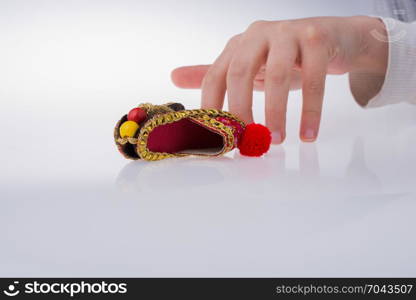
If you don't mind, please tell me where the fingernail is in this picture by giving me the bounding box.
[303,128,316,141]
[272,131,282,144]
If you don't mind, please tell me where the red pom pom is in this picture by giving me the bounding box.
[237,123,271,157]
[127,107,147,124]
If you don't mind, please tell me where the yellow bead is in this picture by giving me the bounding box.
[119,121,139,138]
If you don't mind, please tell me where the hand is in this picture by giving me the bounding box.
[171,16,387,143]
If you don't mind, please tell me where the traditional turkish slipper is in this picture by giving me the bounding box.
[114,102,271,161]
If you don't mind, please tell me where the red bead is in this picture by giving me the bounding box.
[127,107,147,124]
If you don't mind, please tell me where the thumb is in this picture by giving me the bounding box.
[171,65,211,89]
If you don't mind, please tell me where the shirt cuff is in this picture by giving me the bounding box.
[350,17,416,108]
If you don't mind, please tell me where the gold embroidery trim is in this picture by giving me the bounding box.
[118,108,244,161]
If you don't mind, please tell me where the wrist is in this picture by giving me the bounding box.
[347,16,388,107]
[351,16,388,76]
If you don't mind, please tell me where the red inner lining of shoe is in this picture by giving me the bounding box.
[147,118,224,154]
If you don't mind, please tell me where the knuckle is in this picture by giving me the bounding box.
[227,61,250,80]
[274,20,291,33]
[267,69,290,85]
[303,24,327,46]
[247,20,268,31]
[302,110,321,119]
[305,79,324,95]
[226,34,242,47]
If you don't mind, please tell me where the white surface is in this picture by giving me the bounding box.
[1,0,416,277]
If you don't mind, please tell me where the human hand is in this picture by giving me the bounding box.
[171,16,387,143]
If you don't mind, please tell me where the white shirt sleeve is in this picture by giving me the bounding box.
[349,18,416,108]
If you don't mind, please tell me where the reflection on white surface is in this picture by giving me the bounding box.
[1,127,415,277]
[115,140,380,197]
[0,0,415,277]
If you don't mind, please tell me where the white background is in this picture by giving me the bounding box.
[1,0,415,276]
